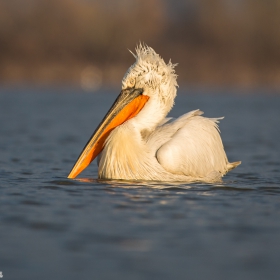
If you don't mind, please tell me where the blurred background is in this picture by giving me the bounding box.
[1,0,280,90]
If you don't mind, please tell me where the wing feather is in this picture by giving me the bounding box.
[146,110,203,150]
[154,110,229,177]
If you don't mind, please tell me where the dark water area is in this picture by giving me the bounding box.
[0,87,280,280]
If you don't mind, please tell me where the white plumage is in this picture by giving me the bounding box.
[68,44,240,182]
[98,45,240,181]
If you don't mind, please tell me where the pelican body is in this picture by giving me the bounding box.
[68,45,240,182]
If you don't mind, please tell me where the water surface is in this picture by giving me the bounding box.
[0,87,280,280]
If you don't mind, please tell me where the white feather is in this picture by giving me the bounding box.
[98,44,240,182]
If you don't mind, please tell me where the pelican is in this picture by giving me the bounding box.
[68,44,240,182]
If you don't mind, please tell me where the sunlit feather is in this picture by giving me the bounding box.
[96,44,240,182]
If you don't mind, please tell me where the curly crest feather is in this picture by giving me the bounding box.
[122,43,178,90]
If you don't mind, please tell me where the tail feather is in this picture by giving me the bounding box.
[227,161,241,171]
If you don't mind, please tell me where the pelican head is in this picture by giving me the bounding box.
[68,44,178,179]
[122,44,178,117]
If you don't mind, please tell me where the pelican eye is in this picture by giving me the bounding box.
[128,77,135,88]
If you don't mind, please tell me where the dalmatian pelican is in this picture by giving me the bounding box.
[68,44,240,182]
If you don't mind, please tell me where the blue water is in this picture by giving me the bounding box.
[0,87,280,280]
